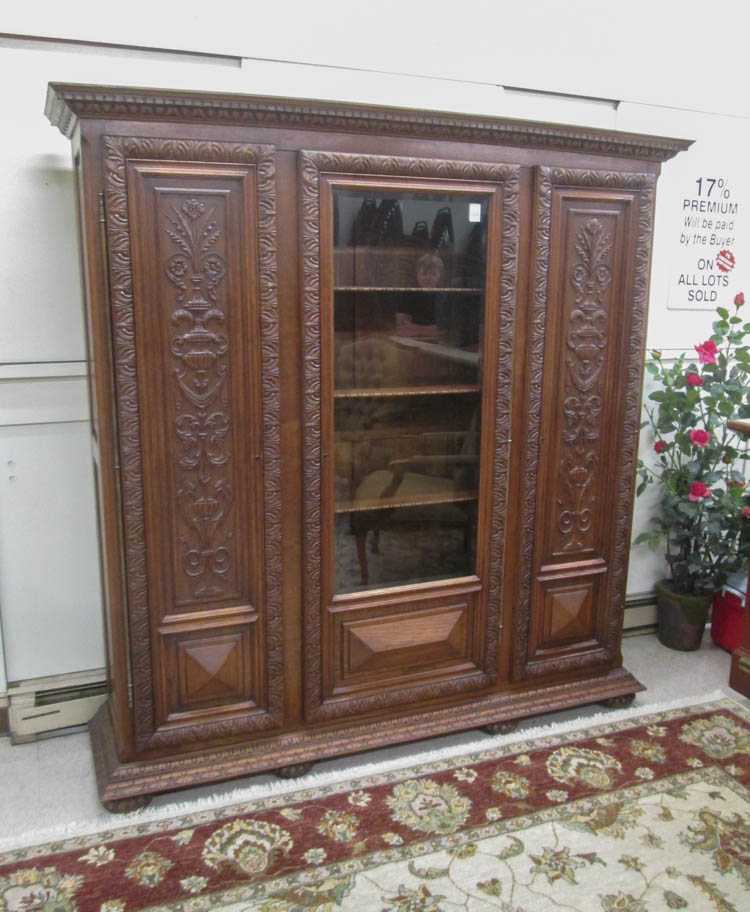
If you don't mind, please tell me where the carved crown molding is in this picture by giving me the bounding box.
[45,83,692,162]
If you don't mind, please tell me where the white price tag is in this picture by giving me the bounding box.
[468,203,481,223]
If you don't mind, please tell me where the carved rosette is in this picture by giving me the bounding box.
[513,168,657,681]
[300,150,519,719]
[103,137,283,749]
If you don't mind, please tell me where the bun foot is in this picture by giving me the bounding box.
[103,794,152,814]
[482,719,518,735]
[599,693,637,709]
[275,761,314,779]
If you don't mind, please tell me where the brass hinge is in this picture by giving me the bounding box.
[98,191,106,224]
[738,656,750,673]
[127,679,133,708]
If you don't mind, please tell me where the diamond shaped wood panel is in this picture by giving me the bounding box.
[165,625,257,718]
[545,584,593,643]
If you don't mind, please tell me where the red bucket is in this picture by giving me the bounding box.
[711,590,745,653]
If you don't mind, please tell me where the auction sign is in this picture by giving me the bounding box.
[669,174,745,310]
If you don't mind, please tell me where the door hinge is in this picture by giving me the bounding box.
[98,191,106,225]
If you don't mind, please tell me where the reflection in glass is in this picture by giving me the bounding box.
[331,187,489,593]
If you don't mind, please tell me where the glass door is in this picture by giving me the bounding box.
[301,152,518,720]
[332,186,487,592]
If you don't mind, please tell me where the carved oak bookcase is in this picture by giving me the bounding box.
[45,83,690,810]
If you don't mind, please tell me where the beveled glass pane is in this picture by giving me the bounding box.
[331,186,489,594]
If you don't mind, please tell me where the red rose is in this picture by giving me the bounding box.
[695,339,718,365]
[689,429,711,447]
[654,440,668,454]
[743,506,750,518]
[735,291,745,307]
[686,372,704,387]
[688,481,711,502]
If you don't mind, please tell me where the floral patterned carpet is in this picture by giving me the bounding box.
[1,698,749,911]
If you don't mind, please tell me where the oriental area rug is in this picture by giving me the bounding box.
[1,696,749,912]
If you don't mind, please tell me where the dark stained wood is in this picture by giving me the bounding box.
[516,169,657,681]
[100,137,285,752]
[482,719,519,735]
[102,794,152,814]
[599,693,637,708]
[300,151,518,723]
[45,83,692,162]
[89,666,644,805]
[275,762,315,779]
[46,83,686,809]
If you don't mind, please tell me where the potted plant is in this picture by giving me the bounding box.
[636,291,750,650]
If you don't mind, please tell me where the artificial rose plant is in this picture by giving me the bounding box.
[636,291,750,595]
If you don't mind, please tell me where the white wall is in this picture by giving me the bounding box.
[1,2,748,685]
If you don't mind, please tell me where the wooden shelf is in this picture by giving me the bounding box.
[335,490,477,514]
[335,286,483,294]
[334,384,481,400]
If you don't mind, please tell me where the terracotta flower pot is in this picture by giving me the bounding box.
[655,579,712,652]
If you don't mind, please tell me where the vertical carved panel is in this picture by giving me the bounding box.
[103,137,283,750]
[516,168,657,680]
[556,216,614,555]
[163,194,237,604]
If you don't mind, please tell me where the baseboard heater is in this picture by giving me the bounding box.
[6,670,107,743]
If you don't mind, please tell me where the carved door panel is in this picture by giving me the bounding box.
[515,167,656,680]
[103,138,283,751]
[300,151,519,721]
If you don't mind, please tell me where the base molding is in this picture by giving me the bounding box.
[91,666,643,805]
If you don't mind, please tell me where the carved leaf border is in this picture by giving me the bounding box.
[300,150,520,721]
[47,85,690,163]
[514,167,657,680]
[103,136,284,749]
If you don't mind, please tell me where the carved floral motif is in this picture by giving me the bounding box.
[163,195,234,600]
[557,217,613,553]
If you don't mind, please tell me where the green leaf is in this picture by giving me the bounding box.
[408,861,450,880]
[496,836,525,860]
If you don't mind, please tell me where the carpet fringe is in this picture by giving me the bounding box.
[0,688,742,854]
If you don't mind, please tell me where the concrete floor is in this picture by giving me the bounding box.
[0,632,747,843]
